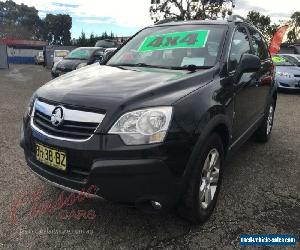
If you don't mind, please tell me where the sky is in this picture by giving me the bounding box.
[3,0,300,38]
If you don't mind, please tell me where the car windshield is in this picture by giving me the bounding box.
[107,25,226,69]
[65,48,94,60]
[272,55,295,66]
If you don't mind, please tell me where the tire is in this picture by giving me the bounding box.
[178,133,224,224]
[254,99,276,143]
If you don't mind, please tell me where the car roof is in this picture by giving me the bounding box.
[280,54,299,57]
[77,47,100,50]
[152,19,230,28]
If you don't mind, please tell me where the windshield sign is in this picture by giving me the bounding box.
[272,56,294,66]
[138,30,209,52]
[272,56,286,63]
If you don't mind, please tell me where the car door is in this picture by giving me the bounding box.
[228,25,263,140]
[247,26,274,115]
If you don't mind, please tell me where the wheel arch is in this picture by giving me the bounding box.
[182,114,232,185]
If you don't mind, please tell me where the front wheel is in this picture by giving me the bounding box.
[254,100,276,143]
[178,133,224,224]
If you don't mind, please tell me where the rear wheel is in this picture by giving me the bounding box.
[178,133,224,224]
[254,100,275,143]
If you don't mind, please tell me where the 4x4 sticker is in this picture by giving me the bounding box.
[138,30,209,52]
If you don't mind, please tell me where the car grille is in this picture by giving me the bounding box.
[31,99,105,141]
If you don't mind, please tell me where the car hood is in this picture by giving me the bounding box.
[56,59,88,70]
[275,66,300,75]
[37,63,215,113]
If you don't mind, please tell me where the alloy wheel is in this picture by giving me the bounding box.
[199,148,220,209]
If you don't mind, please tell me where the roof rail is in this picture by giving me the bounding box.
[227,15,246,23]
[154,18,179,25]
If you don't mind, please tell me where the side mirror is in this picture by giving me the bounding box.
[90,55,103,64]
[238,54,261,73]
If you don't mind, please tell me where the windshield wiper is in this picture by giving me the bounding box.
[108,63,213,71]
[170,65,213,71]
[109,63,169,69]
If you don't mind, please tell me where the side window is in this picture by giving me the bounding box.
[249,27,269,60]
[229,26,251,71]
[94,50,103,56]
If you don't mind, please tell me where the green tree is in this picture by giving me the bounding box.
[150,0,235,22]
[42,14,72,45]
[247,11,278,42]
[287,12,300,43]
[89,33,97,46]
[77,30,88,46]
[0,0,41,39]
[101,31,109,39]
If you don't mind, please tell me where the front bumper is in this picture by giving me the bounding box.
[276,78,300,90]
[21,118,191,210]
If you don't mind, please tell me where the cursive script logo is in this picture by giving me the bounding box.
[10,185,97,224]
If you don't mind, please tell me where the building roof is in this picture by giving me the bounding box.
[0,39,47,46]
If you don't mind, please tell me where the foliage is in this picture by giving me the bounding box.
[0,0,41,39]
[0,0,72,45]
[42,14,72,45]
[246,11,279,42]
[75,31,116,46]
[287,12,300,43]
[150,0,235,22]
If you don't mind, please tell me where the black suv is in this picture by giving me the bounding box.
[21,16,277,223]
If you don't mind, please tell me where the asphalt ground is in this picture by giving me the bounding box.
[0,64,299,250]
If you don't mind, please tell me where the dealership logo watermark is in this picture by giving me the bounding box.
[10,185,97,224]
[240,234,297,247]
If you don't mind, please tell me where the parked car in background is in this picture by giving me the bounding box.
[95,39,119,48]
[51,47,104,78]
[272,55,300,90]
[34,51,44,65]
[102,48,117,61]
[52,50,69,65]
[22,16,277,223]
[279,54,300,67]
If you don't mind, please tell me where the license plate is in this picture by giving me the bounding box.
[36,143,67,171]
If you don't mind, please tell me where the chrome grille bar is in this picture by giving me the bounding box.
[30,99,106,142]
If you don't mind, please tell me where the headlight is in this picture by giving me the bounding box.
[52,62,59,71]
[76,63,87,69]
[276,72,293,78]
[108,107,173,145]
[25,93,37,117]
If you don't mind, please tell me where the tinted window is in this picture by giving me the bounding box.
[95,40,118,48]
[249,27,269,60]
[229,26,251,71]
[282,55,298,65]
[94,50,104,56]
